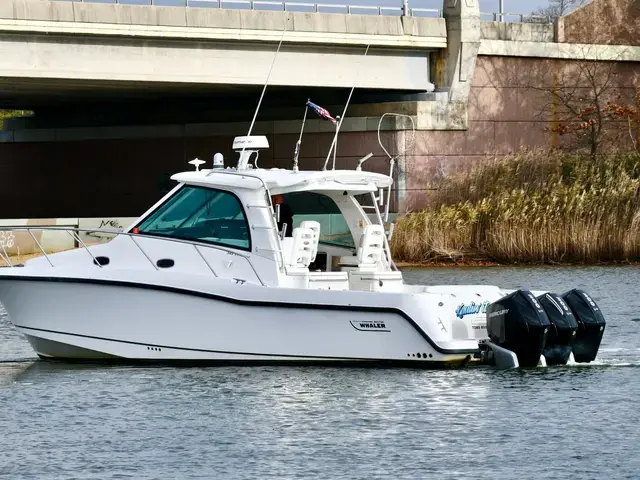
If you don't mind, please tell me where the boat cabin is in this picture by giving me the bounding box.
[125,136,404,292]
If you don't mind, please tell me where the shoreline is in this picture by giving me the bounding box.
[396,259,640,268]
[389,151,640,267]
[4,251,638,269]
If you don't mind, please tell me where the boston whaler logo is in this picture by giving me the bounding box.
[350,320,390,332]
[456,301,489,319]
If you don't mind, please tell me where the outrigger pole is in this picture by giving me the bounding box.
[322,40,374,171]
[236,19,288,170]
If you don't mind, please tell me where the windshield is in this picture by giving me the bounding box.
[134,185,250,250]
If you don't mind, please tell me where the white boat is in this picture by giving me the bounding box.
[0,136,606,368]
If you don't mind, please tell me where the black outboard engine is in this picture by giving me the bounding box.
[562,289,606,363]
[486,290,551,368]
[537,293,579,365]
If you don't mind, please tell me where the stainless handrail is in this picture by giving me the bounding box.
[369,191,398,272]
[0,226,266,286]
[128,234,160,272]
[66,230,102,268]
[0,242,11,267]
[28,230,54,267]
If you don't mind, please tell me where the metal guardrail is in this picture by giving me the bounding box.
[51,0,443,17]
[480,11,554,23]
[50,0,554,22]
[0,226,267,286]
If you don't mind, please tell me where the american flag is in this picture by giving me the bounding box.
[306,100,337,125]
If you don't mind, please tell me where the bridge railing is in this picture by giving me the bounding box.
[50,0,443,17]
[480,11,554,23]
[49,1,556,22]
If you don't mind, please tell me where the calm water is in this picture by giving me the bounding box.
[1,266,639,479]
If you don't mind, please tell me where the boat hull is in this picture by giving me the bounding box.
[0,276,479,366]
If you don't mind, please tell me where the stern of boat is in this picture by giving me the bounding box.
[402,284,508,360]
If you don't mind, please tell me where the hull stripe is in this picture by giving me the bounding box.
[18,324,390,361]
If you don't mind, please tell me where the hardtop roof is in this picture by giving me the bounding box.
[171,168,393,194]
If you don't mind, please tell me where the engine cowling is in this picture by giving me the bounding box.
[537,293,579,365]
[486,290,551,368]
[562,289,606,363]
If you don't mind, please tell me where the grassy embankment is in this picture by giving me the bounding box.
[391,150,640,266]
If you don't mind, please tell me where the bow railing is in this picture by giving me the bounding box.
[0,226,267,286]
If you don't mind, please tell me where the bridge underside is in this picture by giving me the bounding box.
[0,32,435,106]
[0,76,427,112]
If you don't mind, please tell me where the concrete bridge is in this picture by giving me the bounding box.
[1,0,493,132]
[0,0,447,102]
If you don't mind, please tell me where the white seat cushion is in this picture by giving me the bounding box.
[281,227,314,269]
[357,224,385,266]
[299,220,320,262]
[338,255,359,267]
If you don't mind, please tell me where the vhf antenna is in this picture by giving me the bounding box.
[237,18,288,170]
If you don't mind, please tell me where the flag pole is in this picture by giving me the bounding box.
[332,115,340,170]
[293,100,309,173]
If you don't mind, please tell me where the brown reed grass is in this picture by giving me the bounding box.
[391,150,640,264]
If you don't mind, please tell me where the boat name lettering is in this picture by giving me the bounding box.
[350,320,390,332]
[456,301,489,319]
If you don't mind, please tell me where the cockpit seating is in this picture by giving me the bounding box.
[339,224,404,292]
[281,220,348,290]
[281,226,315,271]
[300,221,320,263]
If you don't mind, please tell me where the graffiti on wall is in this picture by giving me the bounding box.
[86,219,124,239]
[0,231,15,249]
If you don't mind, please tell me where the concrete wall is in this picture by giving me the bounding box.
[480,21,555,43]
[1,0,639,218]
[0,130,400,219]
[402,55,640,210]
[1,54,638,215]
[559,0,639,46]
[0,217,137,256]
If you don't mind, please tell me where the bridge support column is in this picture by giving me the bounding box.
[428,0,481,129]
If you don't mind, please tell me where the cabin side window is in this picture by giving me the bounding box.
[135,185,250,251]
